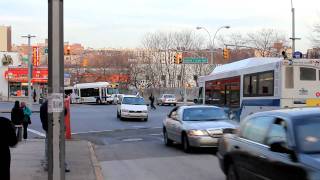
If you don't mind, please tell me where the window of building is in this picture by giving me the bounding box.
[300,67,316,81]
[243,71,274,97]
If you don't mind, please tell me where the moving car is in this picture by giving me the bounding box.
[106,94,123,104]
[162,105,237,152]
[157,94,177,106]
[217,108,320,180]
[117,95,148,121]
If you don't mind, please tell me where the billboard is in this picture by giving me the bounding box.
[32,46,40,66]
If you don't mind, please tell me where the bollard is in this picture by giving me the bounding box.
[64,96,72,139]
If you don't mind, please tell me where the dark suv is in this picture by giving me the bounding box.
[217,108,320,180]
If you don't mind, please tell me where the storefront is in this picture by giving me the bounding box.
[4,67,48,98]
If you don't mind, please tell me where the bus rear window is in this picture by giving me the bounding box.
[300,67,316,81]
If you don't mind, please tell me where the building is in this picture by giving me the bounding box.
[0,26,12,52]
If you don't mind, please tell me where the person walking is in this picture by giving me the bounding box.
[33,89,37,103]
[20,102,32,140]
[0,116,18,180]
[11,101,24,140]
[149,94,156,110]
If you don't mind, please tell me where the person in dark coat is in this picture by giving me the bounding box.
[20,102,32,140]
[11,101,24,138]
[0,116,18,180]
[149,94,156,110]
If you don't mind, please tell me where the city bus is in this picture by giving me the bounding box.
[73,82,118,104]
[198,57,320,121]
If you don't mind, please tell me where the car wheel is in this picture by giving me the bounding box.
[182,134,191,153]
[227,164,239,180]
[174,104,176,106]
[163,128,173,146]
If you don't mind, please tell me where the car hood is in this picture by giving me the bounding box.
[184,120,238,130]
[121,104,148,111]
[300,153,320,170]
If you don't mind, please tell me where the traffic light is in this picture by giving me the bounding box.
[66,46,71,55]
[223,48,230,60]
[174,53,183,64]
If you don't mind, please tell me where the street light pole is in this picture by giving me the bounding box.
[21,34,36,109]
[196,26,230,64]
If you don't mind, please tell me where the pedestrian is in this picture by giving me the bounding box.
[11,101,24,139]
[20,102,32,140]
[40,100,70,172]
[149,94,156,110]
[0,116,18,180]
[33,89,37,103]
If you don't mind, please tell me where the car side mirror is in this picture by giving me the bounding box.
[270,142,297,162]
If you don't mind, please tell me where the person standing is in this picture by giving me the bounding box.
[20,102,32,140]
[11,101,24,140]
[0,116,18,180]
[149,94,156,110]
[33,89,37,103]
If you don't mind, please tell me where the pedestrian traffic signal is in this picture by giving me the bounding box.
[66,46,71,55]
[174,53,183,64]
[223,48,230,60]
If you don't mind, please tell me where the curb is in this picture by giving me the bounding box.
[88,142,104,180]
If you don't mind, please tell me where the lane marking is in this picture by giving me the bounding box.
[28,129,46,137]
[71,127,163,135]
[150,133,162,136]
[121,138,143,142]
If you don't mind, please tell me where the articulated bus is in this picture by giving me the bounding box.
[198,57,320,121]
[73,82,118,104]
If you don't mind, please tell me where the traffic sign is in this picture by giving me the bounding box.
[182,57,208,64]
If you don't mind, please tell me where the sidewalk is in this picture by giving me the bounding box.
[11,139,100,180]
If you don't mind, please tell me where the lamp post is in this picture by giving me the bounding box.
[21,34,36,109]
[196,25,230,64]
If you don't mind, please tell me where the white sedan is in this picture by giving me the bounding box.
[117,95,148,121]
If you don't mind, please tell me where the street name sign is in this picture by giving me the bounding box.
[183,57,208,64]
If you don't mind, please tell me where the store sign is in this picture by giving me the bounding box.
[32,46,40,67]
[1,54,13,66]
[5,67,48,83]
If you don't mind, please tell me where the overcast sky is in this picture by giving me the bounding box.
[1,0,319,51]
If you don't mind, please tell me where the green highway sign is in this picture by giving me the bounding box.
[182,57,208,64]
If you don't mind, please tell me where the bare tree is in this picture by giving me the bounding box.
[247,29,287,57]
[311,22,320,47]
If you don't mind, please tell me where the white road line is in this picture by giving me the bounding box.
[28,129,46,137]
[72,130,113,135]
[150,133,162,136]
[121,138,143,142]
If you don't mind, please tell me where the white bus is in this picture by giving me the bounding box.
[198,57,320,121]
[73,82,119,104]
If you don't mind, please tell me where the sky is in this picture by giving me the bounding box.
[0,0,319,52]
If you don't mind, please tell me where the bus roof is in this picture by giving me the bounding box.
[199,57,282,82]
[74,82,110,89]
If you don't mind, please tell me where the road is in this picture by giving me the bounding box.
[0,101,226,180]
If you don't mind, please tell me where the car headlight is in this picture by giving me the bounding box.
[187,130,208,136]
[207,129,223,135]
[122,109,129,112]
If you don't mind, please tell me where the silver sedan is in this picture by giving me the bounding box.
[163,105,238,153]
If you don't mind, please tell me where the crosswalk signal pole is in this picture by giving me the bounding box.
[48,0,65,180]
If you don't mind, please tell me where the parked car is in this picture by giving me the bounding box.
[117,95,148,121]
[162,105,238,153]
[217,108,320,180]
[157,94,177,106]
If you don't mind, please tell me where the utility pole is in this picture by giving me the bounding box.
[21,34,36,109]
[48,0,65,180]
[290,0,300,55]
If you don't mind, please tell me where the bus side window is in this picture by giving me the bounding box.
[285,67,294,89]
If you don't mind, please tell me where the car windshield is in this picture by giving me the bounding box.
[122,97,145,105]
[294,117,320,154]
[164,95,175,98]
[183,107,228,121]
